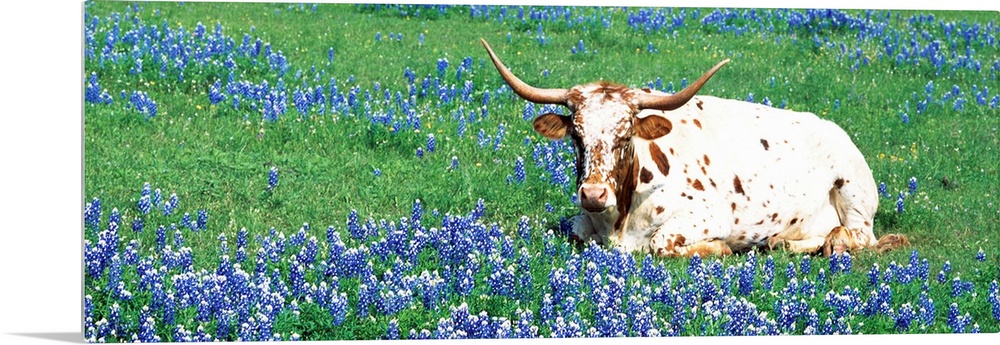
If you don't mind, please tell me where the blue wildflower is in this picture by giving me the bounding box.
[867,263,880,286]
[896,192,905,213]
[436,58,448,77]
[426,134,436,153]
[878,182,889,198]
[917,290,935,328]
[896,303,915,331]
[267,166,279,191]
[209,80,225,104]
[762,255,775,291]
[386,319,400,340]
[137,195,151,215]
[517,216,531,241]
[196,210,208,231]
[131,218,144,233]
[800,255,811,276]
[181,213,193,230]
[514,157,526,183]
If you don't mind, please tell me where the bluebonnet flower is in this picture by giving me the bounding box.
[867,263,880,286]
[155,225,166,250]
[522,102,536,121]
[181,212,193,230]
[834,252,852,273]
[514,157,526,183]
[800,255,811,276]
[347,209,364,241]
[436,58,448,77]
[916,290,936,329]
[737,253,757,296]
[209,80,225,104]
[416,147,424,158]
[128,91,158,119]
[196,209,208,230]
[896,192,905,213]
[757,255,775,291]
[951,277,974,298]
[493,123,507,150]
[163,193,179,216]
[450,156,459,170]
[131,217,144,233]
[908,177,918,195]
[427,134,436,153]
[84,198,101,229]
[455,266,475,296]
[937,260,952,283]
[477,128,489,148]
[386,319,400,340]
[329,291,349,325]
[106,254,122,295]
[137,195,151,215]
[516,216,531,241]
[895,303,915,330]
[986,280,1000,322]
[137,307,160,342]
[947,303,968,333]
[976,248,986,262]
[108,207,121,226]
[268,166,278,190]
[374,168,382,176]
[488,262,517,298]
[863,283,894,317]
[542,230,556,257]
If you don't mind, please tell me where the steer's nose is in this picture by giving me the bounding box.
[579,183,614,212]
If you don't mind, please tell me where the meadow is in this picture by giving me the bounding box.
[82,1,999,341]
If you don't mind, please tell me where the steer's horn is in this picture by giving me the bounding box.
[637,59,730,111]
[480,38,569,105]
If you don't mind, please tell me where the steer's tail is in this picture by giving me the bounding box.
[875,233,910,253]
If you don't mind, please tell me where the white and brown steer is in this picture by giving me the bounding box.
[481,39,907,257]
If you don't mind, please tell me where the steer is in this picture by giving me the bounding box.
[481,39,907,257]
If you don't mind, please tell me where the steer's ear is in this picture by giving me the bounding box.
[634,115,673,140]
[533,113,573,140]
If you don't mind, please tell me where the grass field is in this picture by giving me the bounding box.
[83,1,998,341]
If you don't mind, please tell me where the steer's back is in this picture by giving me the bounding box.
[634,94,877,251]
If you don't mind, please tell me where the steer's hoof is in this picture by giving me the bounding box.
[876,233,910,253]
[767,236,788,251]
[822,226,856,257]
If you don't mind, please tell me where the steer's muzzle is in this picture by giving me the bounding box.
[579,183,616,212]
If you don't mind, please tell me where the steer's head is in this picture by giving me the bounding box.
[481,39,728,216]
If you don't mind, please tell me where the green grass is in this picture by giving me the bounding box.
[83,2,998,340]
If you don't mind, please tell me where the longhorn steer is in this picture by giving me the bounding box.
[481,39,907,257]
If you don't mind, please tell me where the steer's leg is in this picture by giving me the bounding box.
[825,172,915,255]
[568,214,601,245]
[649,226,733,258]
[829,178,879,248]
[768,236,826,254]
